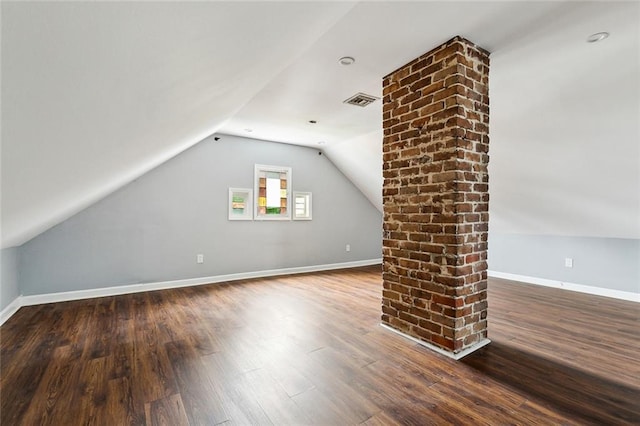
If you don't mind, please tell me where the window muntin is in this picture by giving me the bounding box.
[255,165,291,220]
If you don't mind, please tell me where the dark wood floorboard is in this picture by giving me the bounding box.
[1,266,638,425]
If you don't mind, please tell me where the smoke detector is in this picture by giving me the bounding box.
[343,92,379,107]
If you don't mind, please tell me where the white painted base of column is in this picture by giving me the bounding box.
[380,323,491,360]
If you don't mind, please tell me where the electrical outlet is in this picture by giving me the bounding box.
[197,254,204,264]
[346,244,351,252]
[564,257,573,268]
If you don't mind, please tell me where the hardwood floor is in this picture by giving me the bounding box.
[1,266,638,425]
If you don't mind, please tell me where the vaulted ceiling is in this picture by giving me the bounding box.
[2,1,638,249]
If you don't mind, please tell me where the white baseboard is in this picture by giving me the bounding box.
[5,262,632,327]
[0,259,382,326]
[0,296,23,326]
[488,270,640,303]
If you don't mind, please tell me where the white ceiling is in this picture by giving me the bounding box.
[2,1,639,249]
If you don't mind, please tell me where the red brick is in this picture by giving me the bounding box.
[382,36,489,355]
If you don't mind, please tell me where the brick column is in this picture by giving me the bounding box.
[381,36,490,358]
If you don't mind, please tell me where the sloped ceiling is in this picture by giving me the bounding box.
[2,1,639,249]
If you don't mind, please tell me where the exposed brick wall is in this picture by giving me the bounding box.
[381,36,490,354]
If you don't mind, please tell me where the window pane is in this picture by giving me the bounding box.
[293,192,311,220]
[295,196,306,216]
[255,164,291,220]
[266,178,281,208]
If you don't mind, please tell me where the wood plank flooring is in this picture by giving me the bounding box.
[1,266,638,425]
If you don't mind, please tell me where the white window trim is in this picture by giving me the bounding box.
[254,164,292,221]
[293,191,312,221]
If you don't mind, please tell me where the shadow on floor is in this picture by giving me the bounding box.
[462,341,640,425]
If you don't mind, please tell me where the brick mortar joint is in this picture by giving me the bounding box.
[382,36,490,354]
[383,36,490,80]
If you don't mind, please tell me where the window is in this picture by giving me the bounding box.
[254,164,291,220]
[293,192,312,220]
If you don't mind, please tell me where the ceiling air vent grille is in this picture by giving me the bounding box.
[343,92,379,107]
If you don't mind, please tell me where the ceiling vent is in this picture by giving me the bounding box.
[343,92,379,107]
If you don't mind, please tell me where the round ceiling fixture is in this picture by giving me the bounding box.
[587,32,609,43]
[317,141,326,145]
[338,56,355,66]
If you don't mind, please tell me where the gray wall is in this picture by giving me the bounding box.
[19,135,383,296]
[1,247,20,310]
[13,133,638,298]
[488,234,640,294]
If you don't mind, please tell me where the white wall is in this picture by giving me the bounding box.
[0,1,356,249]
[18,135,382,296]
[483,4,640,295]
[323,130,383,213]
[0,248,19,311]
